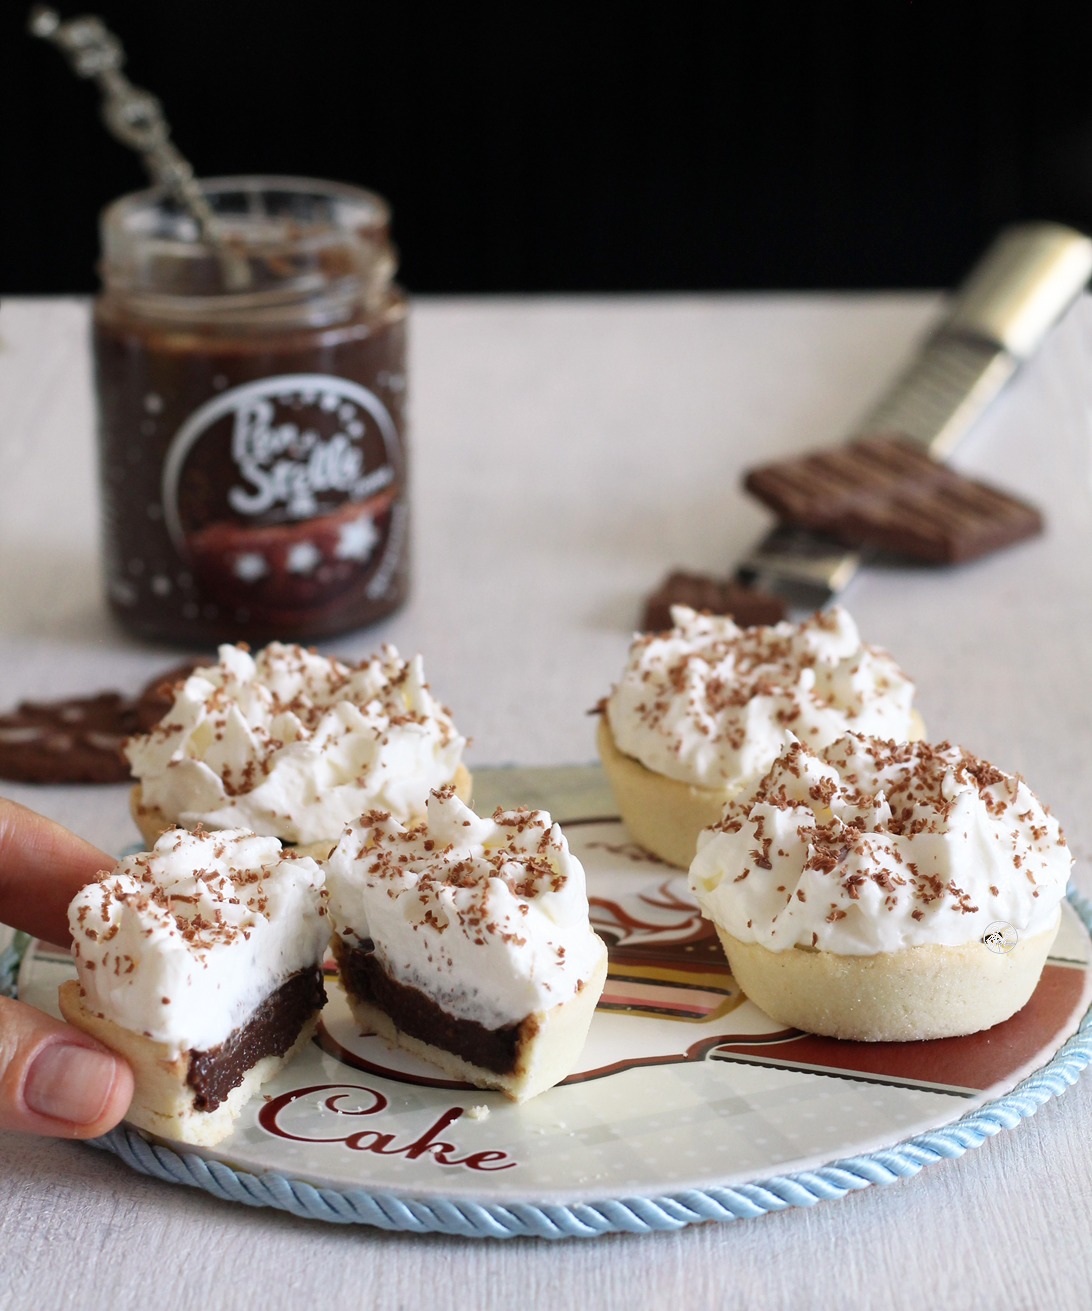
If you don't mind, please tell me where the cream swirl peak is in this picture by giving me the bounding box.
[606,606,915,790]
[125,642,466,845]
[689,733,1071,954]
[325,788,606,1030]
[67,828,328,1057]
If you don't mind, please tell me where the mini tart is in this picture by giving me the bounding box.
[599,712,928,869]
[690,734,1070,1041]
[326,789,608,1101]
[714,913,1060,1042]
[126,642,468,854]
[64,827,329,1145]
[59,969,325,1146]
[129,762,474,855]
[332,935,608,1103]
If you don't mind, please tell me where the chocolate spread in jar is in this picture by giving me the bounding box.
[93,177,409,645]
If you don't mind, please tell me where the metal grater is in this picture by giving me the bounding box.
[737,222,1092,607]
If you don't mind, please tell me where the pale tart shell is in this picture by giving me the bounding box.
[713,909,1060,1042]
[58,979,321,1147]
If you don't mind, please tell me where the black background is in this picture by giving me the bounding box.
[6,0,1092,295]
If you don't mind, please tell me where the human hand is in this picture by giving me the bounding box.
[0,799,133,1137]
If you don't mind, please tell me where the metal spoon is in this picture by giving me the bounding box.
[29,6,250,289]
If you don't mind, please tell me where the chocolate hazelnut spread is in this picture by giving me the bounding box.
[339,939,530,1075]
[187,964,326,1111]
[94,178,409,645]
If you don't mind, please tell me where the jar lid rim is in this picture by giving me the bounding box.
[102,175,391,232]
[98,175,396,322]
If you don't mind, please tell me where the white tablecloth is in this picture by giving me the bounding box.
[3,293,1091,1309]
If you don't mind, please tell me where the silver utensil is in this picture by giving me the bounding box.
[29,6,250,289]
[736,222,1092,608]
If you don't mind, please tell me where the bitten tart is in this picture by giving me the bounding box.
[126,641,470,859]
[60,828,329,1145]
[598,606,922,869]
[688,733,1071,1041]
[325,786,608,1102]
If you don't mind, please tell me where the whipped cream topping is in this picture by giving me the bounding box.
[68,828,328,1057]
[689,733,1071,954]
[325,787,605,1030]
[125,642,465,845]
[606,606,915,791]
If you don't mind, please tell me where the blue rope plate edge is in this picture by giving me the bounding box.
[69,884,1092,1238]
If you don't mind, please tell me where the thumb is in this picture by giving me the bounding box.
[0,996,133,1138]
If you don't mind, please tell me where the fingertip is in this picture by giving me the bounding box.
[22,1038,134,1139]
[0,996,136,1139]
[90,1047,135,1139]
[67,1046,135,1140]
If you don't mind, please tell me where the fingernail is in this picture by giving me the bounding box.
[24,1043,119,1124]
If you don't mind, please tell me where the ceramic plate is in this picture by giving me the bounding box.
[7,766,1091,1231]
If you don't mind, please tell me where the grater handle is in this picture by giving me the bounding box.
[941,222,1092,359]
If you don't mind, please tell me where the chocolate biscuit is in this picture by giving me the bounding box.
[642,571,786,631]
[744,436,1042,564]
[0,657,217,784]
[0,692,141,784]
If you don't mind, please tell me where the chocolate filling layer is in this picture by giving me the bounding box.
[339,940,529,1075]
[187,965,326,1111]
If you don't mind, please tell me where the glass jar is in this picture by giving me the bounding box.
[93,176,409,645]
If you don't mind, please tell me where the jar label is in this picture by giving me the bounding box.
[160,374,404,620]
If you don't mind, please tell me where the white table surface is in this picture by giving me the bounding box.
[2,292,1091,1309]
